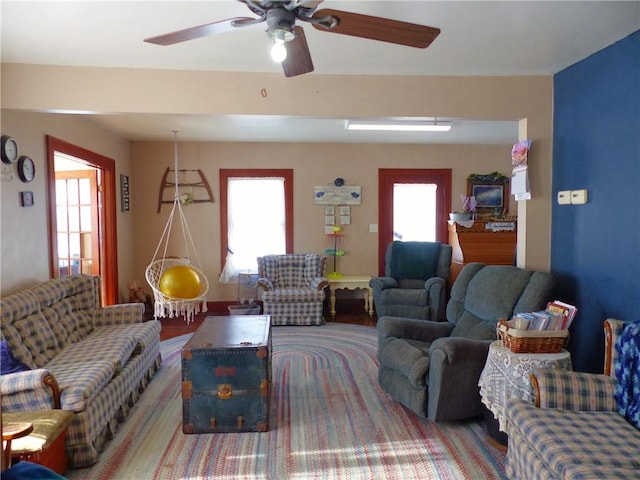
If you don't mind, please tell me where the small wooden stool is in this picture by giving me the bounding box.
[2,410,73,474]
[2,422,33,469]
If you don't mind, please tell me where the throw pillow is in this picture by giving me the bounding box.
[0,340,30,374]
[614,320,640,428]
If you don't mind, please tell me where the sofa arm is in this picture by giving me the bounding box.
[310,277,329,290]
[369,277,400,318]
[377,316,454,344]
[257,278,274,291]
[427,337,493,421]
[369,277,398,291]
[0,369,62,411]
[93,303,144,326]
[424,277,446,320]
[430,337,492,365]
[604,318,626,376]
[531,369,617,411]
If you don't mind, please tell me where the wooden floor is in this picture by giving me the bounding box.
[159,310,377,341]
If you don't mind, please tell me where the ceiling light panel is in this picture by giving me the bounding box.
[345,121,452,132]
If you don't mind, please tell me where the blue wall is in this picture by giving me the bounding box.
[552,30,640,373]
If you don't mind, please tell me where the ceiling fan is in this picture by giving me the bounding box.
[144,0,440,78]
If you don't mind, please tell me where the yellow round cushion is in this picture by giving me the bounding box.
[159,265,202,299]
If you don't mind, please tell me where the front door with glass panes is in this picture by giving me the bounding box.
[55,168,100,277]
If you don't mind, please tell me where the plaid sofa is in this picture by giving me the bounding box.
[257,254,328,325]
[505,319,640,479]
[0,275,162,468]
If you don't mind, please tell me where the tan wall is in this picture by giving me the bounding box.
[0,110,134,299]
[131,141,511,301]
[1,64,553,302]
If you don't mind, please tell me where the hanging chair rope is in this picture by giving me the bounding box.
[145,131,208,324]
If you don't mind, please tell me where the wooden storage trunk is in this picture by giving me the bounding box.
[181,315,272,434]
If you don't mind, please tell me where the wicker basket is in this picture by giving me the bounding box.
[228,304,261,315]
[497,319,569,353]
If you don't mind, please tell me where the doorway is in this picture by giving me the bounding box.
[54,166,100,278]
[46,136,119,305]
[377,168,451,274]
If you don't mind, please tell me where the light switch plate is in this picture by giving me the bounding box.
[571,189,588,204]
[557,191,571,205]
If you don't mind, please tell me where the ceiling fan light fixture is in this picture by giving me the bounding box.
[270,33,288,63]
[345,120,453,132]
[265,8,297,63]
[145,3,441,78]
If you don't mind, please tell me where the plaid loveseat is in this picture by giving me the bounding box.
[505,319,640,479]
[257,254,328,325]
[0,275,162,468]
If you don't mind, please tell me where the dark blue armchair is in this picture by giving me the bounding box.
[370,241,452,321]
[377,262,556,421]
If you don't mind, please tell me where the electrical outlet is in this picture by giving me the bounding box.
[571,189,588,204]
[557,191,571,205]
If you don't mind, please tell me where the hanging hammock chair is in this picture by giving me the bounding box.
[145,131,209,324]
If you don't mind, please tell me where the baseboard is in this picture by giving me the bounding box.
[204,299,372,316]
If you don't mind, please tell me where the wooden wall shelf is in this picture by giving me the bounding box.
[157,168,214,213]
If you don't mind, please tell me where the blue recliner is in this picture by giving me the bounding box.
[377,262,556,421]
[369,241,452,321]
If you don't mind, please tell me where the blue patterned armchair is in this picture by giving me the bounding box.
[370,241,452,321]
[505,319,640,479]
[257,254,328,326]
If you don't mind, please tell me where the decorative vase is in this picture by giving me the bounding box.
[449,212,472,222]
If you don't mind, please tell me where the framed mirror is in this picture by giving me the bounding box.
[467,173,510,216]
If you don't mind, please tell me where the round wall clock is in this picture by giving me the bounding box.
[17,155,35,183]
[1,135,19,164]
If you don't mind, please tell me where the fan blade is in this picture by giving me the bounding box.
[144,17,256,45]
[311,9,440,48]
[282,26,314,77]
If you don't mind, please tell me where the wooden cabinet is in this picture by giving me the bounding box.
[448,221,517,286]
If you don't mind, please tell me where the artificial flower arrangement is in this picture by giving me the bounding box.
[459,194,477,215]
[449,195,477,222]
[179,191,194,206]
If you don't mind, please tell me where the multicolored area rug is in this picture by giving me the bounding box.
[67,323,506,479]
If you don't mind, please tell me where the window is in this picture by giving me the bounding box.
[55,172,99,277]
[393,183,438,241]
[219,169,293,282]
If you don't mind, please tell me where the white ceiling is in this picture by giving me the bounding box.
[2,1,639,144]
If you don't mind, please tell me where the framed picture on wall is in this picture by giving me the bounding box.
[467,173,510,215]
[472,185,504,208]
[20,191,34,207]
